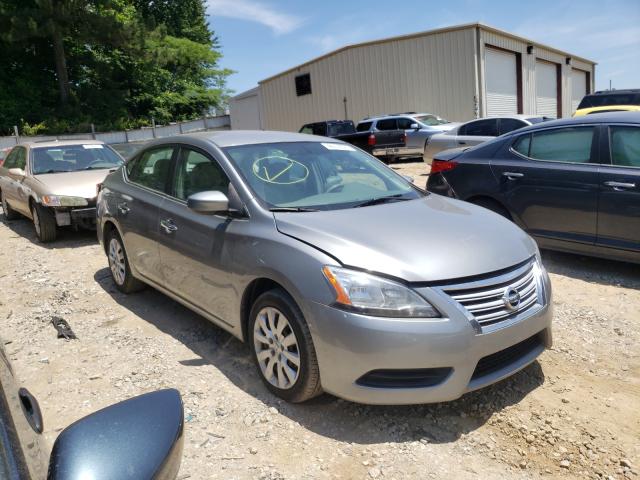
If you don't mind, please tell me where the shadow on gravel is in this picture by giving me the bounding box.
[541,249,640,290]
[0,214,97,249]
[94,267,545,445]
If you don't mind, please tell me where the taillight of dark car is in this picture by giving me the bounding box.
[430,159,458,175]
[367,134,376,146]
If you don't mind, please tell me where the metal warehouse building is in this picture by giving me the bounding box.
[230,22,596,132]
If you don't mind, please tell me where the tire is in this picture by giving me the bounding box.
[105,229,145,293]
[470,197,511,220]
[1,191,19,220]
[249,288,322,403]
[31,203,57,242]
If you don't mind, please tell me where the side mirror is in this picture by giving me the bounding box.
[187,190,229,214]
[8,168,25,177]
[402,175,415,184]
[410,123,420,130]
[48,389,184,480]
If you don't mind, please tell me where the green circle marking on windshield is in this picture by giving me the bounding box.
[252,156,309,184]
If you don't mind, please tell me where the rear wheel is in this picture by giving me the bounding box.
[106,229,145,293]
[470,197,511,220]
[31,203,57,242]
[249,289,322,403]
[1,191,19,220]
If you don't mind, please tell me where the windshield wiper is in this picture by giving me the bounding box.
[353,194,409,208]
[269,207,319,212]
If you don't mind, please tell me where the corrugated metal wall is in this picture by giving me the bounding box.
[260,28,478,131]
[479,29,595,118]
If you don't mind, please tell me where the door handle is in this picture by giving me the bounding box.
[503,172,524,180]
[457,141,467,145]
[160,218,178,234]
[604,181,636,190]
[117,202,130,215]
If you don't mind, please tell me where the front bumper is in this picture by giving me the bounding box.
[307,267,552,405]
[54,207,97,229]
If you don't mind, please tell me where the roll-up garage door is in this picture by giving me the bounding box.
[535,61,558,118]
[572,70,587,113]
[485,48,518,116]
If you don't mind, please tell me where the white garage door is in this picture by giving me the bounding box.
[572,70,587,113]
[230,94,262,130]
[536,61,558,118]
[485,48,519,116]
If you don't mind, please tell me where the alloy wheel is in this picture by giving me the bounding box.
[253,307,301,389]
[108,237,126,286]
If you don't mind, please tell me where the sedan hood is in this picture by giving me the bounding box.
[274,195,536,282]
[33,169,114,199]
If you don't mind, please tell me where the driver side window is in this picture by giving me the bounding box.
[172,148,229,201]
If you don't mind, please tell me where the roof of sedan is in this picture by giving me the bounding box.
[167,130,328,148]
[19,139,104,148]
[503,111,640,136]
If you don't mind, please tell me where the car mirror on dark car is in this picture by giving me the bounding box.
[47,389,184,480]
[187,190,230,214]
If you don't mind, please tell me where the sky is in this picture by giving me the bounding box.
[206,0,640,96]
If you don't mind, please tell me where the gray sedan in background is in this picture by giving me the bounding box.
[424,115,551,163]
[97,130,552,405]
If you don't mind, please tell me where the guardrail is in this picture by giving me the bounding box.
[0,115,230,149]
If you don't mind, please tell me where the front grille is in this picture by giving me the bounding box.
[471,332,543,380]
[356,367,452,389]
[444,260,541,328]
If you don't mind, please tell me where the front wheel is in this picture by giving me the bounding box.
[31,203,57,242]
[249,289,322,403]
[1,191,19,220]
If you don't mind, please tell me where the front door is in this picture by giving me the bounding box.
[0,147,29,215]
[491,125,600,245]
[156,146,238,327]
[597,124,640,254]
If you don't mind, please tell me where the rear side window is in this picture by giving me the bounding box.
[526,127,595,163]
[299,125,313,134]
[512,135,531,156]
[376,119,398,131]
[327,122,355,136]
[2,148,19,169]
[127,146,174,192]
[499,118,527,135]
[356,121,372,132]
[460,119,498,136]
[610,126,640,168]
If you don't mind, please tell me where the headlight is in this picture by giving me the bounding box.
[41,195,88,207]
[322,266,440,318]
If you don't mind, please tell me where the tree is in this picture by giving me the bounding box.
[0,0,232,134]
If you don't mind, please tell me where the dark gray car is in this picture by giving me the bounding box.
[427,111,640,264]
[97,131,553,405]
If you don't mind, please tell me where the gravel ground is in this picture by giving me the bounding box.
[1,165,638,479]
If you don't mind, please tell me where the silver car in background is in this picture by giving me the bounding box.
[357,113,458,160]
[424,115,551,163]
[0,140,124,242]
[97,130,552,405]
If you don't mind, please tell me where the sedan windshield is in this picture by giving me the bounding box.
[223,142,423,211]
[32,145,124,175]
[415,115,449,126]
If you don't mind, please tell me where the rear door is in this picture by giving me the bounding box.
[596,124,640,254]
[156,145,238,327]
[490,125,600,245]
[118,145,176,284]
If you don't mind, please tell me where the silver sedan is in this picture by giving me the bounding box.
[97,131,552,404]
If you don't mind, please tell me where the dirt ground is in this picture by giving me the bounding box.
[1,161,638,480]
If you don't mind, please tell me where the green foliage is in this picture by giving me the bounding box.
[0,0,232,134]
